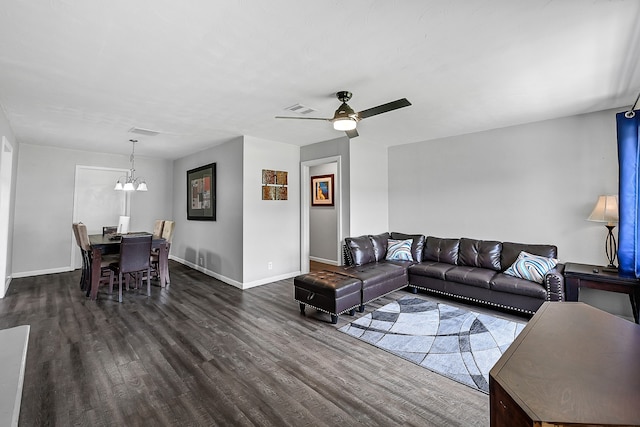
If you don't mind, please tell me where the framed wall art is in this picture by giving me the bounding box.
[311,174,334,206]
[187,163,216,220]
[262,169,288,200]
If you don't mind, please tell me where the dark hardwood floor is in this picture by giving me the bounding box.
[0,261,494,426]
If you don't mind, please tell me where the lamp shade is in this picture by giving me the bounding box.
[587,195,619,225]
[333,118,357,131]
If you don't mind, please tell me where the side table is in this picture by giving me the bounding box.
[564,262,640,324]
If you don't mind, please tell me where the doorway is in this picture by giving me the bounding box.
[300,156,342,274]
[0,137,14,297]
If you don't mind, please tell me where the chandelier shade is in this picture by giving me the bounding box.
[115,139,148,192]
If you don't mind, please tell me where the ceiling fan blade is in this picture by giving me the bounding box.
[345,128,359,139]
[275,116,331,121]
[357,98,411,120]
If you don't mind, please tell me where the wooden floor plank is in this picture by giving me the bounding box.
[0,261,508,426]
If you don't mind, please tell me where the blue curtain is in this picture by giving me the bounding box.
[616,110,640,278]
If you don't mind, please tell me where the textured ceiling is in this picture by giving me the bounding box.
[0,0,639,159]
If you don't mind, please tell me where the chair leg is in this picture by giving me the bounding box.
[118,271,123,303]
[108,270,114,295]
[146,267,151,297]
[79,251,87,290]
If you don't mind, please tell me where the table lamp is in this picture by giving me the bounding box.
[587,195,619,271]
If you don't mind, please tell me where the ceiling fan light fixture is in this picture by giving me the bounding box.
[275,91,411,139]
[333,117,357,131]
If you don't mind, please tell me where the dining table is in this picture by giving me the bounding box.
[88,233,169,300]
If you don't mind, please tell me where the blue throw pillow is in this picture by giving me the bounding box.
[385,239,414,261]
[503,251,558,284]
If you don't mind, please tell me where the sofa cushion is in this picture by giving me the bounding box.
[444,266,497,289]
[424,237,460,265]
[340,262,405,287]
[501,242,558,272]
[391,232,425,263]
[490,273,548,299]
[345,235,376,266]
[409,261,455,280]
[503,251,558,284]
[385,238,414,261]
[368,232,390,262]
[458,238,502,271]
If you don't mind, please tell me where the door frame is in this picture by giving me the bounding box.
[0,136,14,298]
[300,155,342,274]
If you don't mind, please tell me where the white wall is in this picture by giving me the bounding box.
[349,138,389,237]
[309,162,338,264]
[242,136,300,287]
[389,108,630,317]
[12,144,172,277]
[171,138,244,285]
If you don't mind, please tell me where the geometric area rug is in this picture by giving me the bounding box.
[338,296,526,394]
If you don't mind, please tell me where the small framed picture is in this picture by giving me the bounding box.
[187,163,216,220]
[311,174,334,206]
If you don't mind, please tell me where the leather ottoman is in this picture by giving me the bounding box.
[294,271,362,324]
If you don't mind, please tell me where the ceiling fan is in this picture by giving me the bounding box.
[276,91,411,138]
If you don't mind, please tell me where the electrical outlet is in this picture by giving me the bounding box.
[268,262,273,270]
[199,257,204,266]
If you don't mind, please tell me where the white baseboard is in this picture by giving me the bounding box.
[12,257,297,291]
[169,255,299,290]
[12,266,73,279]
[241,271,301,289]
[309,256,339,266]
[170,256,244,289]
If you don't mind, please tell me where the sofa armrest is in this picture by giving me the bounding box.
[343,244,354,266]
[545,263,565,301]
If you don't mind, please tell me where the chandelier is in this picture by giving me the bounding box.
[114,139,148,191]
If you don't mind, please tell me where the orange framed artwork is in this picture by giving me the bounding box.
[311,174,334,206]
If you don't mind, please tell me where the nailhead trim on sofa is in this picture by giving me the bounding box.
[408,285,537,315]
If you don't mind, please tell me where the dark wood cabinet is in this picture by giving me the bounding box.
[490,302,640,427]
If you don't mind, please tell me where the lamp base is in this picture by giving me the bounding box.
[604,225,618,274]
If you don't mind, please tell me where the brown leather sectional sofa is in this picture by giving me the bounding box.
[342,232,565,315]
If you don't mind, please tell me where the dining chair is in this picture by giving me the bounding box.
[76,222,116,296]
[161,220,175,246]
[152,219,164,238]
[151,220,174,284]
[72,223,88,291]
[109,234,152,303]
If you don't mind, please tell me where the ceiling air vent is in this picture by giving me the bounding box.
[283,104,317,115]
[128,127,160,137]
